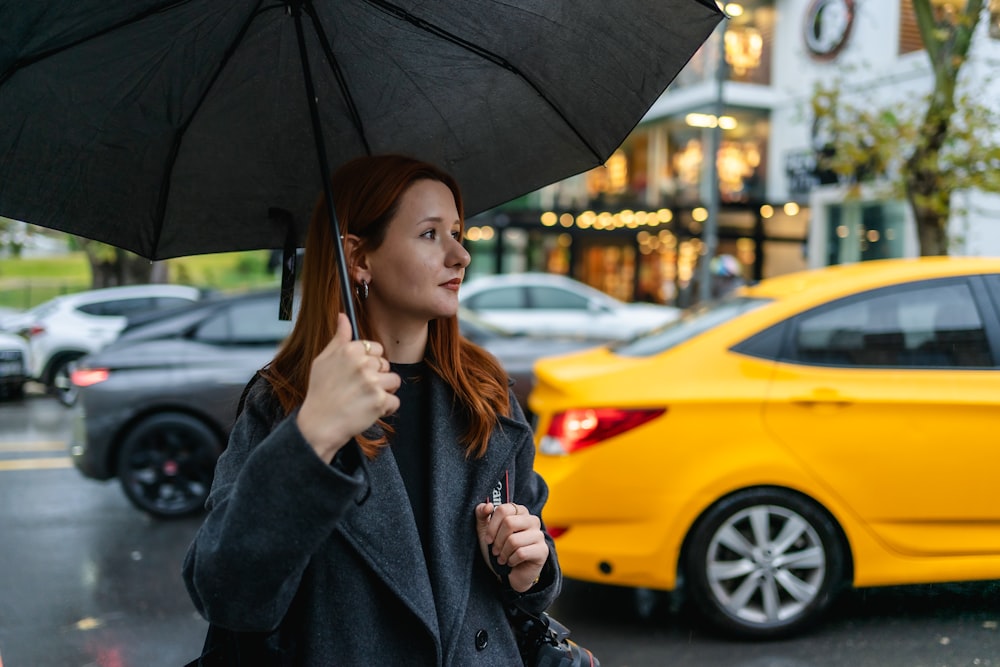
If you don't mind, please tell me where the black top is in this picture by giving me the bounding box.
[387,361,431,550]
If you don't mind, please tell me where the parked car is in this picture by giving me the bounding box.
[0,305,38,334]
[528,257,1000,640]
[458,307,608,416]
[0,306,26,330]
[69,293,601,518]
[0,331,29,400]
[69,290,292,517]
[459,272,680,340]
[15,283,206,405]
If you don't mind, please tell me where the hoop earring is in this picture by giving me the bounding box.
[356,279,369,301]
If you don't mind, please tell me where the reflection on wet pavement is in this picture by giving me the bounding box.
[0,395,206,666]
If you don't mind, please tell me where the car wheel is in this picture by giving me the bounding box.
[0,382,24,401]
[117,413,220,518]
[48,352,85,407]
[683,487,848,640]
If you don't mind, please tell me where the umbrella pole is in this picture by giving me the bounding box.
[289,0,360,339]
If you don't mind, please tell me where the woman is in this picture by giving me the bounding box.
[183,154,561,665]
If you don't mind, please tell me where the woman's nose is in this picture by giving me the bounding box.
[450,236,471,267]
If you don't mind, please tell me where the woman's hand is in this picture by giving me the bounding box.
[296,313,400,462]
[475,502,548,593]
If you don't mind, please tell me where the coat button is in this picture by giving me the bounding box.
[475,629,489,651]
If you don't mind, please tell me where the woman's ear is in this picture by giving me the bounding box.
[344,234,371,285]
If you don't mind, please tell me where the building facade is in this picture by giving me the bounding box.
[466,0,1000,305]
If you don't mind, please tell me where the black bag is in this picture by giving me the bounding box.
[506,602,600,667]
[490,551,599,667]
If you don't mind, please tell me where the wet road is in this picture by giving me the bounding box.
[1,393,998,666]
[0,393,206,666]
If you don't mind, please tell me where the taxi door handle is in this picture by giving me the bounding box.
[790,399,853,408]
[790,388,853,408]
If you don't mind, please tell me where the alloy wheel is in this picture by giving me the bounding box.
[118,413,218,518]
[684,488,847,639]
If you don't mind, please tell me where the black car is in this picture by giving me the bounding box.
[70,291,292,517]
[0,331,29,400]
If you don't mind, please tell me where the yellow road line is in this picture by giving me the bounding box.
[0,441,67,452]
[0,457,73,471]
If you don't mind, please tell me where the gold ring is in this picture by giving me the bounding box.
[362,340,371,354]
[512,503,521,515]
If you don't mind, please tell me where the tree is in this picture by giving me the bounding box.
[77,238,167,288]
[0,217,24,257]
[811,0,1000,255]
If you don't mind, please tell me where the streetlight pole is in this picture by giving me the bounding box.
[697,12,729,304]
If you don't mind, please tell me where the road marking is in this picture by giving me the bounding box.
[0,441,67,452]
[0,457,73,471]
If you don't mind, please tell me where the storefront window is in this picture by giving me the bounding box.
[898,0,923,54]
[826,201,906,264]
[657,110,769,207]
[725,3,774,85]
[669,1,774,89]
[577,241,636,302]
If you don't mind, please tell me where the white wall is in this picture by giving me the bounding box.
[768,0,1000,258]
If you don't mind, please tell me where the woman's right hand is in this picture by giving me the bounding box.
[296,313,401,462]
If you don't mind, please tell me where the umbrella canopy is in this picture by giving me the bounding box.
[0,0,723,260]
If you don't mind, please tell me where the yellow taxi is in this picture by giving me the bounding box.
[529,257,1000,639]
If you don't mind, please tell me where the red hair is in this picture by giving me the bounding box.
[260,155,510,459]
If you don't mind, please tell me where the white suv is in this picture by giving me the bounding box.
[460,273,681,340]
[17,284,204,405]
[0,331,29,400]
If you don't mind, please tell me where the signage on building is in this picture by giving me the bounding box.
[803,0,855,60]
[785,149,820,198]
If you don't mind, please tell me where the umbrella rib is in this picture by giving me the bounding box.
[0,0,195,86]
[151,0,284,257]
[361,0,604,163]
[299,1,372,155]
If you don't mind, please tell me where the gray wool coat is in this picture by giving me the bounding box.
[183,372,561,666]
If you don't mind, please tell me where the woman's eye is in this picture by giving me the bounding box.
[420,229,436,239]
[451,231,462,241]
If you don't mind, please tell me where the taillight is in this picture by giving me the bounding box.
[71,368,109,387]
[26,324,45,338]
[540,407,665,455]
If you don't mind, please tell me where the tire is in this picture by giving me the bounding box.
[47,352,85,407]
[0,381,24,401]
[682,487,848,640]
[117,412,220,518]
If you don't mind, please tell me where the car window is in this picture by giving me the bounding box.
[30,301,60,320]
[155,296,195,310]
[195,300,293,344]
[528,286,590,310]
[467,287,525,310]
[613,297,770,357]
[790,280,993,368]
[77,297,157,317]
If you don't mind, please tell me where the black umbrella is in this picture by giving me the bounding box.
[0,0,724,332]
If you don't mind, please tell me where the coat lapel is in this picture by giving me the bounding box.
[424,374,531,657]
[336,443,440,641]
[333,372,532,662]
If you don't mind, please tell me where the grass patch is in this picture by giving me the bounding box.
[169,250,278,292]
[0,250,278,311]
